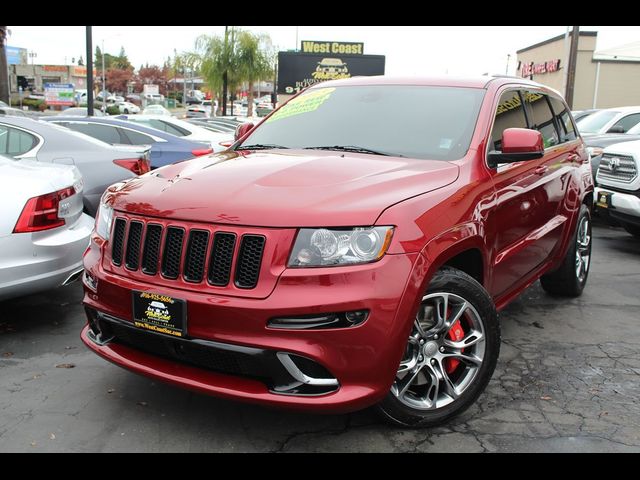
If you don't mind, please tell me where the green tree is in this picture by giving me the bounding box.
[235,31,274,116]
[0,26,10,104]
[183,28,274,116]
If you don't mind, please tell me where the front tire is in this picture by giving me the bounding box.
[377,267,500,428]
[622,223,640,238]
[540,204,592,297]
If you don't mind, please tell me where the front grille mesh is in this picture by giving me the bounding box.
[161,227,185,279]
[111,218,127,266]
[184,230,209,283]
[598,154,638,183]
[235,235,265,289]
[141,224,163,275]
[125,221,143,270]
[208,233,236,286]
[110,219,265,290]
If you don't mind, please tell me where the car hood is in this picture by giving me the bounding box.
[108,150,460,227]
[585,134,640,147]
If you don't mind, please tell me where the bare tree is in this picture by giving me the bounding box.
[0,26,10,104]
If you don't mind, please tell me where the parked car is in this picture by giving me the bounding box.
[256,101,275,117]
[0,106,28,117]
[44,116,215,168]
[114,101,140,114]
[143,93,165,104]
[125,94,142,107]
[0,117,150,215]
[116,114,232,151]
[81,76,593,428]
[572,109,600,123]
[185,103,210,119]
[595,139,640,237]
[187,117,242,133]
[577,106,640,137]
[0,155,93,301]
[584,124,640,184]
[142,104,172,116]
[61,107,106,117]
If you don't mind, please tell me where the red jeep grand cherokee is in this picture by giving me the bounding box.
[82,76,593,427]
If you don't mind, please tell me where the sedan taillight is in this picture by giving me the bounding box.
[192,148,214,156]
[13,186,75,233]
[113,157,151,175]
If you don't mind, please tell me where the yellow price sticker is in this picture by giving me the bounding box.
[266,88,335,123]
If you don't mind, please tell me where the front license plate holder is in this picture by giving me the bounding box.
[132,291,186,338]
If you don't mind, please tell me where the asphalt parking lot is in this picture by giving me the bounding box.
[1,221,639,453]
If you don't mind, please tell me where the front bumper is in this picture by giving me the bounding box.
[82,237,423,413]
[595,186,640,225]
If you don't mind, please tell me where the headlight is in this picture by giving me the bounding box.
[586,147,603,158]
[95,202,114,240]
[288,226,394,267]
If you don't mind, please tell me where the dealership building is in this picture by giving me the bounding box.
[517,31,640,110]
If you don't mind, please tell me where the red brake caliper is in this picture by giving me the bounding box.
[445,319,465,374]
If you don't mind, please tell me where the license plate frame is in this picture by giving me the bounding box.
[132,290,186,338]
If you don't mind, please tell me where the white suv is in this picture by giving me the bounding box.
[595,139,640,237]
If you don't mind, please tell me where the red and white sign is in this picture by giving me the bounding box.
[520,59,561,78]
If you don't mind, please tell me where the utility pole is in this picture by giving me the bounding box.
[86,26,94,116]
[222,26,228,116]
[101,39,106,112]
[505,54,510,75]
[0,26,9,105]
[565,26,580,109]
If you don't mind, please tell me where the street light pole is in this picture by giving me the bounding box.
[101,39,106,112]
[222,26,228,116]
[86,26,94,116]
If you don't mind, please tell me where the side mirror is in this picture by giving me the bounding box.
[234,122,255,142]
[606,125,625,134]
[487,128,544,169]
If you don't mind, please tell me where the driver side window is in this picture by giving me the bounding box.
[490,90,527,152]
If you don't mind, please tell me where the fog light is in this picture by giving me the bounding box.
[268,310,369,330]
[83,270,98,292]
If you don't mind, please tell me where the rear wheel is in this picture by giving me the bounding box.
[622,223,640,238]
[377,267,500,427]
[540,204,592,297]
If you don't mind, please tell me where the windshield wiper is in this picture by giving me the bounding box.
[303,145,399,157]
[236,144,290,151]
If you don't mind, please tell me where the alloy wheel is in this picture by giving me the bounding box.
[575,216,591,283]
[391,292,486,410]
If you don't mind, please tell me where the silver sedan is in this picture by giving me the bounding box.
[0,116,150,216]
[0,156,93,301]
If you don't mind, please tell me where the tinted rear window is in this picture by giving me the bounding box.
[239,85,485,160]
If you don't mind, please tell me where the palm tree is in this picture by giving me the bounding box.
[235,31,274,117]
[0,26,10,104]
[184,28,274,116]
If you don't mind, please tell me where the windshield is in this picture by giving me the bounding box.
[577,110,619,134]
[626,122,640,135]
[237,85,485,160]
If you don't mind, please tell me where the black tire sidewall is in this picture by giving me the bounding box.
[541,204,592,297]
[377,267,500,428]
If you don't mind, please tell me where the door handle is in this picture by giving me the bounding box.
[534,166,548,175]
